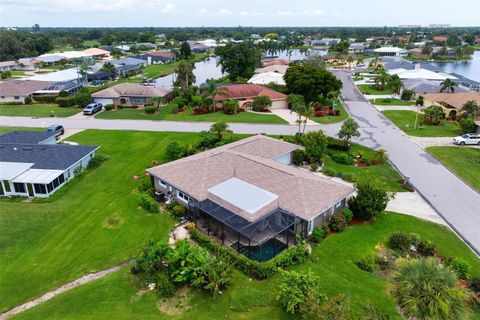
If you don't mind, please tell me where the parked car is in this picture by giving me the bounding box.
[83,103,103,115]
[452,133,480,145]
[46,125,64,137]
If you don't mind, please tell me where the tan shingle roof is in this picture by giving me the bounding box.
[0,80,53,96]
[215,84,286,101]
[91,83,170,98]
[83,48,110,56]
[424,92,480,110]
[147,135,354,221]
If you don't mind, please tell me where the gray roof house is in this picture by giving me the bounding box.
[0,80,53,104]
[0,130,99,198]
[147,135,354,261]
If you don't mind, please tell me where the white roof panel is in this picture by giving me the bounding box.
[248,72,286,85]
[208,177,278,214]
[12,169,64,184]
[25,68,81,82]
[0,162,33,180]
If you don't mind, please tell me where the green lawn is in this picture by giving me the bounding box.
[382,110,463,137]
[0,104,81,118]
[369,98,414,106]
[357,84,393,95]
[0,129,207,312]
[143,54,208,79]
[323,142,406,192]
[11,213,480,320]
[11,70,27,77]
[427,146,480,192]
[311,100,349,124]
[96,103,288,124]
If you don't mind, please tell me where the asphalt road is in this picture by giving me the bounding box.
[1,77,479,254]
[333,70,480,255]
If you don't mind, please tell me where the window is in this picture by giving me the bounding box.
[177,190,190,203]
[13,183,26,193]
[14,96,20,100]
[3,180,11,192]
[58,174,65,185]
[47,182,53,193]
[34,184,47,194]
[159,179,166,187]
[53,178,59,188]
[335,201,342,209]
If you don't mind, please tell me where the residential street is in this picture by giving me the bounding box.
[1,73,479,254]
[333,70,480,255]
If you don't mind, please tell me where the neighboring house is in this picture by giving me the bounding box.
[432,36,448,42]
[255,64,288,74]
[215,84,288,110]
[0,61,18,71]
[25,68,85,83]
[83,48,111,59]
[0,80,53,103]
[388,66,456,81]
[402,78,469,98]
[374,47,408,56]
[109,57,147,67]
[248,72,285,86]
[191,43,209,53]
[35,55,65,64]
[38,51,92,61]
[262,59,291,67]
[423,92,480,118]
[348,43,366,53]
[17,58,39,71]
[0,130,99,198]
[131,52,173,64]
[323,54,358,66]
[147,135,354,261]
[91,83,170,106]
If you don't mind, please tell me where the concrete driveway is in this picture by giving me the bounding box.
[334,70,480,255]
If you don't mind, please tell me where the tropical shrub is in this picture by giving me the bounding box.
[329,211,347,232]
[252,95,272,112]
[348,179,393,220]
[356,254,376,272]
[310,162,319,172]
[423,105,445,125]
[104,104,114,111]
[416,95,424,106]
[391,258,471,320]
[459,117,475,133]
[222,99,238,115]
[74,92,92,108]
[331,152,353,165]
[58,89,69,97]
[56,96,76,107]
[309,226,328,244]
[400,89,415,101]
[469,276,480,293]
[416,239,437,256]
[292,149,306,166]
[302,130,328,164]
[164,141,188,161]
[342,207,353,223]
[278,270,327,315]
[138,176,153,193]
[387,231,410,252]
[171,204,187,219]
[155,272,175,298]
[139,194,159,213]
[34,95,57,103]
[450,258,471,279]
[24,96,32,104]
[144,106,155,114]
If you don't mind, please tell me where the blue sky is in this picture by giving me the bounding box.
[1,0,479,27]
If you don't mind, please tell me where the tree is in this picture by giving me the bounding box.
[376,149,388,164]
[421,43,433,56]
[100,62,116,79]
[440,78,458,93]
[338,118,361,150]
[423,105,445,125]
[302,130,328,164]
[284,63,342,102]
[347,179,393,220]
[303,51,325,68]
[375,69,391,91]
[178,41,192,60]
[222,99,238,115]
[459,117,475,133]
[209,121,232,142]
[174,60,195,89]
[199,80,228,112]
[252,95,272,112]
[164,141,188,161]
[278,270,327,315]
[391,258,471,320]
[461,100,479,118]
[215,42,262,81]
[191,256,231,298]
[288,94,306,133]
[387,74,402,95]
[400,89,415,101]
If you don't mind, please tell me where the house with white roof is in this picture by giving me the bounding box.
[374,47,408,56]
[388,66,456,81]
[248,72,286,86]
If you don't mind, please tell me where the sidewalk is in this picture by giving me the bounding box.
[373,105,417,112]
[411,136,480,149]
[269,109,317,125]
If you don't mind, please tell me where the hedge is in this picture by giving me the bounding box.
[190,228,309,279]
[34,95,58,103]
[56,96,76,108]
[139,194,159,213]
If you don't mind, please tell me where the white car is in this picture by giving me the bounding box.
[452,133,480,146]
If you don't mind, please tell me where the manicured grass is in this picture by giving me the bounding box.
[96,103,288,124]
[0,129,207,312]
[311,100,349,124]
[11,70,27,77]
[142,54,207,79]
[427,146,480,192]
[0,104,81,118]
[357,84,393,95]
[382,110,463,137]
[369,98,414,106]
[323,142,406,192]
[12,213,480,319]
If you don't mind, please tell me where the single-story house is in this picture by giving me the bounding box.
[432,36,448,43]
[131,52,173,64]
[38,51,92,61]
[25,68,85,83]
[0,80,53,103]
[109,57,147,67]
[255,64,288,74]
[402,78,469,98]
[83,48,111,59]
[262,59,291,67]
[147,135,354,261]
[215,84,288,110]
[91,83,170,106]
[388,67,456,81]
[374,47,408,57]
[348,43,366,53]
[423,92,480,117]
[191,43,209,53]
[0,61,18,71]
[0,130,99,198]
[17,58,39,71]
[248,72,285,86]
[323,54,358,66]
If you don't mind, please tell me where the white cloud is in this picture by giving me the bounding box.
[239,11,249,16]
[299,9,325,16]
[160,3,175,14]
[215,8,233,16]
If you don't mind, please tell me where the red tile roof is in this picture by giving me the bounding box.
[433,36,448,42]
[148,51,173,57]
[215,84,287,101]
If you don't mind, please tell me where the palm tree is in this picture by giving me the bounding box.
[387,74,403,96]
[77,59,92,84]
[440,78,458,93]
[461,100,479,118]
[209,121,232,142]
[174,60,195,90]
[200,80,228,112]
[375,70,391,91]
[301,102,314,133]
[100,62,116,80]
[376,149,388,164]
[391,258,471,320]
[288,94,306,133]
[346,55,355,69]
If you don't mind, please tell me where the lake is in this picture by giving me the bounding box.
[430,50,480,82]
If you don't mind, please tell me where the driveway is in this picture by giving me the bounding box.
[334,70,480,255]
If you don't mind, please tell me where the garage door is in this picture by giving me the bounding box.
[271,100,288,109]
[93,98,113,106]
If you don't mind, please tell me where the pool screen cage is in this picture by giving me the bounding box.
[190,199,307,261]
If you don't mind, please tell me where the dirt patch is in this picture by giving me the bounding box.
[157,286,191,316]
[102,214,124,229]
